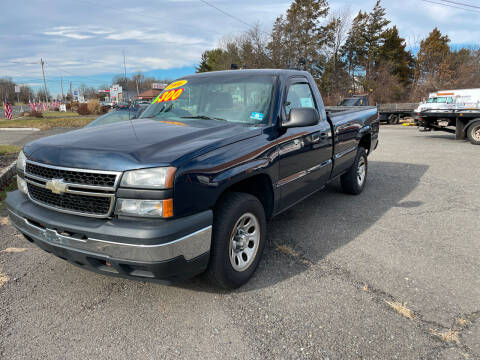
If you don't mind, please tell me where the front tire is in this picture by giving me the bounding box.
[341,147,368,195]
[208,192,267,289]
[467,121,480,145]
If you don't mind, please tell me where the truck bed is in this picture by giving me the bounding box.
[325,106,377,115]
[377,103,418,112]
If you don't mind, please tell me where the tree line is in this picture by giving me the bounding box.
[0,72,173,104]
[196,0,480,105]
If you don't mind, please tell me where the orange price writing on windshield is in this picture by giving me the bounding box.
[153,88,184,104]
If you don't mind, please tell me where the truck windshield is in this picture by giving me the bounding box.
[427,97,452,104]
[140,75,276,125]
[339,98,360,106]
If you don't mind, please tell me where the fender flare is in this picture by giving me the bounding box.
[464,118,480,133]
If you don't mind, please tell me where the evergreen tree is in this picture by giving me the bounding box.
[415,27,450,81]
[195,49,226,73]
[365,0,390,79]
[268,0,331,74]
[343,10,369,89]
[411,27,451,98]
[378,26,414,85]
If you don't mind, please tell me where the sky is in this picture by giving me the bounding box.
[1,0,479,97]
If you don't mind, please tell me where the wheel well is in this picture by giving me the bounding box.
[465,119,480,132]
[359,133,372,154]
[217,174,274,219]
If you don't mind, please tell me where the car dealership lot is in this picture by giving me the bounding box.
[0,126,478,359]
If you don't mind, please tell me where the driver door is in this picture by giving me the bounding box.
[277,78,333,210]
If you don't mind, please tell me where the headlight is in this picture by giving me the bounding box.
[115,199,173,218]
[121,167,176,189]
[17,151,26,172]
[17,176,28,195]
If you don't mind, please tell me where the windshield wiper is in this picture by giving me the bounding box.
[180,115,227,121]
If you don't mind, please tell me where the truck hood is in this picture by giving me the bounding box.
[24,118,262,171]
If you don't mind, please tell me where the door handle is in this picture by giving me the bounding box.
[320,131,330,140]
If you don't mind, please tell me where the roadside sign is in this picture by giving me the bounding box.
[15,85,21,93]
[152,83,167,90]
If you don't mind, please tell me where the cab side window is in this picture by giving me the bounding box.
[285,83,316,116]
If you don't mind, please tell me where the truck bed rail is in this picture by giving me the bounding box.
[377,103,418,112]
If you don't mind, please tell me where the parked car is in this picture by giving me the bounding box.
[100,101,113,108]
[113,101,130,109]
[85,107,146,128]
[8,69,379,289]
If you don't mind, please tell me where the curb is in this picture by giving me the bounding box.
[0,161,17,189]
[0,128,40,131]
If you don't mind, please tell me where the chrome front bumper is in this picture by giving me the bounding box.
[8,209,212,263]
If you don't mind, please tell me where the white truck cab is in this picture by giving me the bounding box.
[415,89,480,114]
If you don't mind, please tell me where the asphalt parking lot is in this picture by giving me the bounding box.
[0,126,478,359]
[0,128,72,147]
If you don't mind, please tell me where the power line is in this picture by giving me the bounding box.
[45,63,106,84]
[421,0,480,13]
[197,0,274,66]
[198,0,256,30]
[438,0,480,10]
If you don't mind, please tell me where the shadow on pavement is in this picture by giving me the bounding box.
[179,160,429,293]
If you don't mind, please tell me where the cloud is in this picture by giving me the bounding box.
[1,0,478,96]
[43,26,113,40]
[105,30,205,45]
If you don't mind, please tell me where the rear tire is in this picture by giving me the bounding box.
[208,192,267,289]
[388,114,399,125]
[467,121,480,145]
[341,147,368,195]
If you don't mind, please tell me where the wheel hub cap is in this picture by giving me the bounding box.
[473,127,480,141]
[229,213,260,272]
[357,157,366,186]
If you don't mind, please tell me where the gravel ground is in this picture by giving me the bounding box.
[0,154,17,171]
[0,126,478,359]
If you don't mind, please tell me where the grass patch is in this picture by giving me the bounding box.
[0,116,95,130]
[41,111,81,118]
[0,247,27,253]
[430,329,460,344]
[0,145,21,155]
[275,244,313,266]
[385,300,415,319]
[0,269,8,288]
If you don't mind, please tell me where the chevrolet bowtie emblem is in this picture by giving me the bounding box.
[45,178,68,194]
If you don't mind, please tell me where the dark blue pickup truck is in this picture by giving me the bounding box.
[7,69,378,288]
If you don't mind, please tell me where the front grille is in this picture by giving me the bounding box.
[24,161,120,218]
[27,183,112,216]
[26,163,117,187]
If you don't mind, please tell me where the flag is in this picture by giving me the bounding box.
[29,99,34,111]
[3,98,13,120]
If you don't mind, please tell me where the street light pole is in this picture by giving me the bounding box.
[40,58,48,103]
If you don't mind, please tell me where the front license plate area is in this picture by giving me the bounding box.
[43,229,59,244]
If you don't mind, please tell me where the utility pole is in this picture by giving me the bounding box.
[40,58,48,103]
[60,76,64,102]
[69,82,73,111]
[123,50,127,101]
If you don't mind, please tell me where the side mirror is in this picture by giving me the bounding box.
[282,108,320,128]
